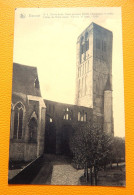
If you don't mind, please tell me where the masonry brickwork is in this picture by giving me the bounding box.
[44,99,93,154]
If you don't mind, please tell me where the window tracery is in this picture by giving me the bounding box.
[13,102,24,139]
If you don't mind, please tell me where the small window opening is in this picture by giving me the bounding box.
[78,112,81,121]
[84,113,87,122]
[66,114,69,120]
[50,118,53,123]
[34,77,39,88]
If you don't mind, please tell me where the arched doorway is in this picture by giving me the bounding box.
[61,125,74,155]
[28,117,37,142]
[44,115,56,154]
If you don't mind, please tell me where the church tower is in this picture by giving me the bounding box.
[75,22,113,135]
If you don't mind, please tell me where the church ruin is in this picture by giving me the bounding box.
[9,22,114,162]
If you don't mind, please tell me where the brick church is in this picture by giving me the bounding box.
[9,22,114,162]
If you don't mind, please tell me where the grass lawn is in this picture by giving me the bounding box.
[80,165,125,186]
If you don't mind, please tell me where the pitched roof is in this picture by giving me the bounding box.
[12,63,41,97]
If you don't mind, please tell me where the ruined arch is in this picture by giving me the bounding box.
[28,116,37,142]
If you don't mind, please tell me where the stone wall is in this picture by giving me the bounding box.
[44,99,93,154]
[75,23,113,133]
[75,24,94,108]
[24,143,37,161]
[9,142,25,161]
[92,23,113,130]
[9,94,46,162]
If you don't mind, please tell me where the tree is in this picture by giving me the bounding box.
[111,137,125,168]
[69,123,113,185]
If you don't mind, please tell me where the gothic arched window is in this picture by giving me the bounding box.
[66,114,69,120]
[63,108,72,120]
[84,112,87,122]
[85,32,89,51]
[70,110,73,120]
[13,102,24,139]
[78,112,81,121]
[80,36,84,54]
[81,111,84,121]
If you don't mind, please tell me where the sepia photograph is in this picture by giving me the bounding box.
[8,7,125,186]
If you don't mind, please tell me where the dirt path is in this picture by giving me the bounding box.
[31,154,83,185]
[51,164,83,185]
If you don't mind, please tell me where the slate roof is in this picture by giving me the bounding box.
[12,63,41,97]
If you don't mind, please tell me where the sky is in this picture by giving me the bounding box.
[13,7,125,137]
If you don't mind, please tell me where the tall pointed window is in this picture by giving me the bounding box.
[78,112,81,121]
[66,114,69,120]
[85,32,89,51]
[63,108,73,120]
[84,113,87,122]
[80,36,84,54]
[13,102,24,139]
[78,111,87,122]
[81,113,84,121]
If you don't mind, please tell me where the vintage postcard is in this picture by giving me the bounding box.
[8,7,125,186]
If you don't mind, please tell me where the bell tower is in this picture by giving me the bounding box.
[75,22,113,134]
[75,23,94,108]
